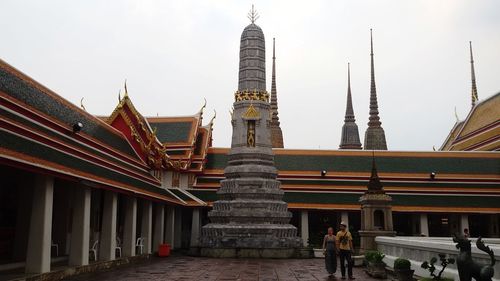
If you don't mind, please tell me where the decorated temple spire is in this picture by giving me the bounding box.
[237,5,266,92]
[368,29,380,127]
[270,38,284,148]
[339,63,362,149]
[364,29,387,150]
[367,153,383,192]
[470,41,478,108]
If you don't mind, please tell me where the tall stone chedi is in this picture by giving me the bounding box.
[270,38,284,148]
[200,7,301,258]
[339,63,362,149]
[364,29,388,150]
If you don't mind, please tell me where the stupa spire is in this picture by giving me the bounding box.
[470,41,478,108]
[237,5,266,92]
[364,29,388,150]
[368,29,380,127]
[339,63,362,149]
[367,152,383,192]
[270,37,284,148]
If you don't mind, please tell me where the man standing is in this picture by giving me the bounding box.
[336,222,355,279]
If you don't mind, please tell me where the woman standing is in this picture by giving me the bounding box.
[322,227,338,276]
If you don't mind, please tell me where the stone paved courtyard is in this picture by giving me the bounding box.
[64,256,382,281]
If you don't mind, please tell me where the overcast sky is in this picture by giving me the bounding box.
[1,0,499,150]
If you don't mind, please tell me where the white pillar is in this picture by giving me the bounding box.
[153,204,164,252]
[190,209,201,247]
[174,207,182,249]
[123,197,137,257]
[162,171,173,188]
[420,214,429,236]
[26,175,54,274]
[179,174,189,189]
[341,211,349,230]
[460,214,469,234]
[300,211,309,247]
[69,186,91,266]
[100,191,117,261]
[165,206,175,247]
[141,201,152,254]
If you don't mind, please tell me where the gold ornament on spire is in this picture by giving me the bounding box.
[247,4,259,24]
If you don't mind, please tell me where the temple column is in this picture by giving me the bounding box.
[141,200,152,254]
[26,175,54,274]
[460,214,469,234]
[420,214,429,236]
[165,206,175,247]
[69,186,91,266]
[174,207,182,249]
[153,204,164,252]
[300,211,309,247]
[123,197,137,257]
[190,209,201,247]
[341,211,349,230]
[99,191,117,261]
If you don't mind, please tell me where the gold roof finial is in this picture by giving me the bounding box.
[200,98,207,114]
[247,4,259,24]
[118,89,121,102]
[209,109,217,125]
[80,97,86,111]
[454,106,460,122]
[124,79,128,97]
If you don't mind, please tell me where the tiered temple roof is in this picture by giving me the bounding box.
[0,59,183,205]
[441,92,500,151]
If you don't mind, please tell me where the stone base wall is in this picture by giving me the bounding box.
[200,247,312,258]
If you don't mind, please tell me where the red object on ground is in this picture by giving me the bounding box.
[158,244,170,257]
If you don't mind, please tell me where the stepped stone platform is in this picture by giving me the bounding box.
[199,101,302,258]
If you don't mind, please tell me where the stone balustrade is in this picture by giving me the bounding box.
[375,236,500,281]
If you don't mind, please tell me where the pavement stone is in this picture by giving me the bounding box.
[63,256,385,281]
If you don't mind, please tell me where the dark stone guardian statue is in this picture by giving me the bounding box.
[453,234,496,281]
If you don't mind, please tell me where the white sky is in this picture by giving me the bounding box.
[1,0,499,150]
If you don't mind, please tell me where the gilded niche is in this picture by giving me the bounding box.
[242,103,260,119]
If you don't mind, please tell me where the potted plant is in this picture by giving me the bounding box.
[308,231,326,258]
[420,254,455,281]
[394,258,414,281]
[365,250,387,278]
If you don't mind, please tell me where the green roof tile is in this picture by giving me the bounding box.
[151,122,193,143]
[0,67,138,158]
[205,152,500,175]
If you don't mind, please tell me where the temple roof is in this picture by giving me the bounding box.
[442,92,500,151]
[0,58,183,205]
[193,148,500,212]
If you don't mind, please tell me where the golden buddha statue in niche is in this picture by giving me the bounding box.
[247,120,256,147]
